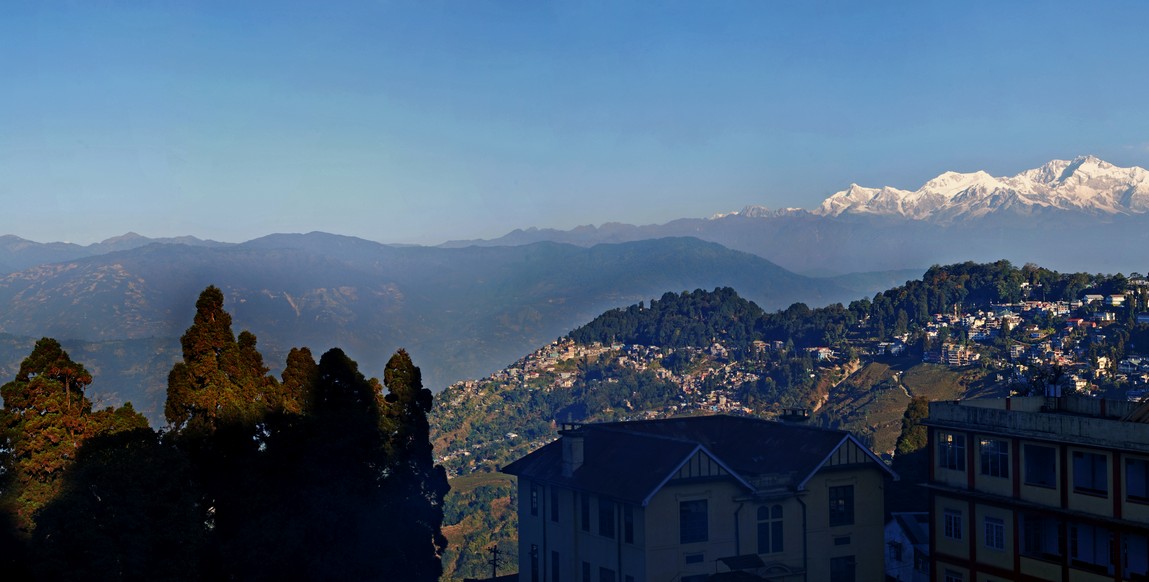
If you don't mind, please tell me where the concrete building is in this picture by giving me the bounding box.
[924,396,1149,581]
[502,415,896,582]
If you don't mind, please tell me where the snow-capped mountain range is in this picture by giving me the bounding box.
[444,155,1149,275]
[735,156,1149,223]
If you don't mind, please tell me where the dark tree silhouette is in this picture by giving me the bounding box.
[31,428,203,581]
[381,349,450,580]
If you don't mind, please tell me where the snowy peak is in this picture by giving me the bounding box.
[815,184,914,217]
[713,205,809,219]
[813,156,1149,222]
[920,170,1000,197]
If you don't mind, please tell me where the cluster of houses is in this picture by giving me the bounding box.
[905,288,1149,400]
[494,395,1149,582]
[444,286,1149,479]
[448,285,1149,581]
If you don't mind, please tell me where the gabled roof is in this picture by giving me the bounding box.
[502,414,895,505]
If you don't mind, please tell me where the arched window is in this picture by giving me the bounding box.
[757,504,783,554]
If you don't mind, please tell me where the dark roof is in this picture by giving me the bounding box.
[502,414,882,505]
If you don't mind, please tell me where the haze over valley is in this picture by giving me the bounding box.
[4,3,1149,579]
[2,155,1148,423]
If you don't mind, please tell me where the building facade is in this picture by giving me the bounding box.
[924,396,1149,582]
[502,414,895,582]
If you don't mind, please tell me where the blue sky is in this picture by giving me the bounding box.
[2,1,1148,245]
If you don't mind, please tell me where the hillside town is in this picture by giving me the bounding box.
[436,278,1149,476]
[437,276,1149,582]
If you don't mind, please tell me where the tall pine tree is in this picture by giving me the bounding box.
[381,349,450,580]
[158,286,448,579]
[0,338,148,533]
[165,286,280,435]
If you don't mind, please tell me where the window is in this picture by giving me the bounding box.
[888,541,903,561]
[551,488,560,521]
[938,432,966,471]
[829,485,854,526]
[552,551,560,582]
[829,555,856,582]
[913,549,927,573]
[1127,457,1149,503]
[684,553,704,564]
[944,509,963,540]
[1073,451,1108,496]
[580,494,591,532]
[944,570,964,582]
[1024,444,1056,488]
[979,439,1009,478]
[582,561,590,582]
[1069,522,1114,575]
[623,504,634,543]
[598,498,615,538]
[984,517,1005,551]
[1021,513,1062,561]
[679,499,708,544]
[834,536,851,546]
[530,483,539,516]
[598,567,616,582]
[1124,532,1149,579]
[757,504,783,554]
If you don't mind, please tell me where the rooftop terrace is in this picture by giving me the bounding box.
[926,396,1149,453]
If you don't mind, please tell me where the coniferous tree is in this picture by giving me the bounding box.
[278,346,319,415]
[381,350,450,580]
[0,338,148,534]
[280,347,393,580]
[888,396,931,514]
[163,287,286,577]
[165,286,280,435]
[155,287,449,579]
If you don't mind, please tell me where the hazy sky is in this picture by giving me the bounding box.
[3,1,1148,245]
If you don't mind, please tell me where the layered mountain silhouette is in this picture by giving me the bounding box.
[0,234,894,424]
[3,156,1145,423]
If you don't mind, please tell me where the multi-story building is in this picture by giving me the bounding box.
[924,396,1149,581]
[502,414,896,582]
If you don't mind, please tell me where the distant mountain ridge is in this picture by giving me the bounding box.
[0,232,224,274]
[441,156,1149,275]
[0,234,891,424]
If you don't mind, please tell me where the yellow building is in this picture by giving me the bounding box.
[502,414,895,582]
[925,396,1149,581]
